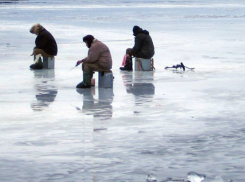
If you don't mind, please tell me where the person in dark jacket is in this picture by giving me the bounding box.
[120,25,154,71]
[29,23,58,69]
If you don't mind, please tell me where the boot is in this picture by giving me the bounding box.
[76,71,92,88]
[30,56,43,69]
[120,56,132,71]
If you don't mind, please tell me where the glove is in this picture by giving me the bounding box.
[76,60,83,66]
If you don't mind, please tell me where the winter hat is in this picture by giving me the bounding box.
[83,35,95,48]
[133,26,142,36]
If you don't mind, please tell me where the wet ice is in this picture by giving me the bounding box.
[0,0,245,182]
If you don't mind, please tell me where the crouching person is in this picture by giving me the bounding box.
[120,25,154,71]
[76,35,112,89]
[30,23,58,69]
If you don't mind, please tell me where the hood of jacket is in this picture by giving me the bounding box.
[133,28,149,36]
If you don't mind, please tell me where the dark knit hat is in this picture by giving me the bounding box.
[133,26,141,36]
[83,35,94,48]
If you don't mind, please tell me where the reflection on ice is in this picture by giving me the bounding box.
[32,69,55,78]
[134,71,155,83]
[127,83,155,96]
[31,69,58,111]
[121,71,155,105]
[31,86,57,111]
[76,88,113,120]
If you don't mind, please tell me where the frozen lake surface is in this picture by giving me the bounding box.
[0,0,245,181]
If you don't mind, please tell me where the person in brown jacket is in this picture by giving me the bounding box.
[76,35,112,88]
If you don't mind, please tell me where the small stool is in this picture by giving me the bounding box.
[43,57,55,69]
[134,58,154,71]
[98,71,113,88]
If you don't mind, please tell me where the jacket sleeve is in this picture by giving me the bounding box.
[130,35,143,56]
[83,43,100,63]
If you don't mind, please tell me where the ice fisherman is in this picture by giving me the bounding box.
[120,25,155,71]
[29,23,58,69]
[76,35,112,88]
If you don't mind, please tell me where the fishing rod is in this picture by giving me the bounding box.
[69,60,83,71]
[165,62,195,71]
